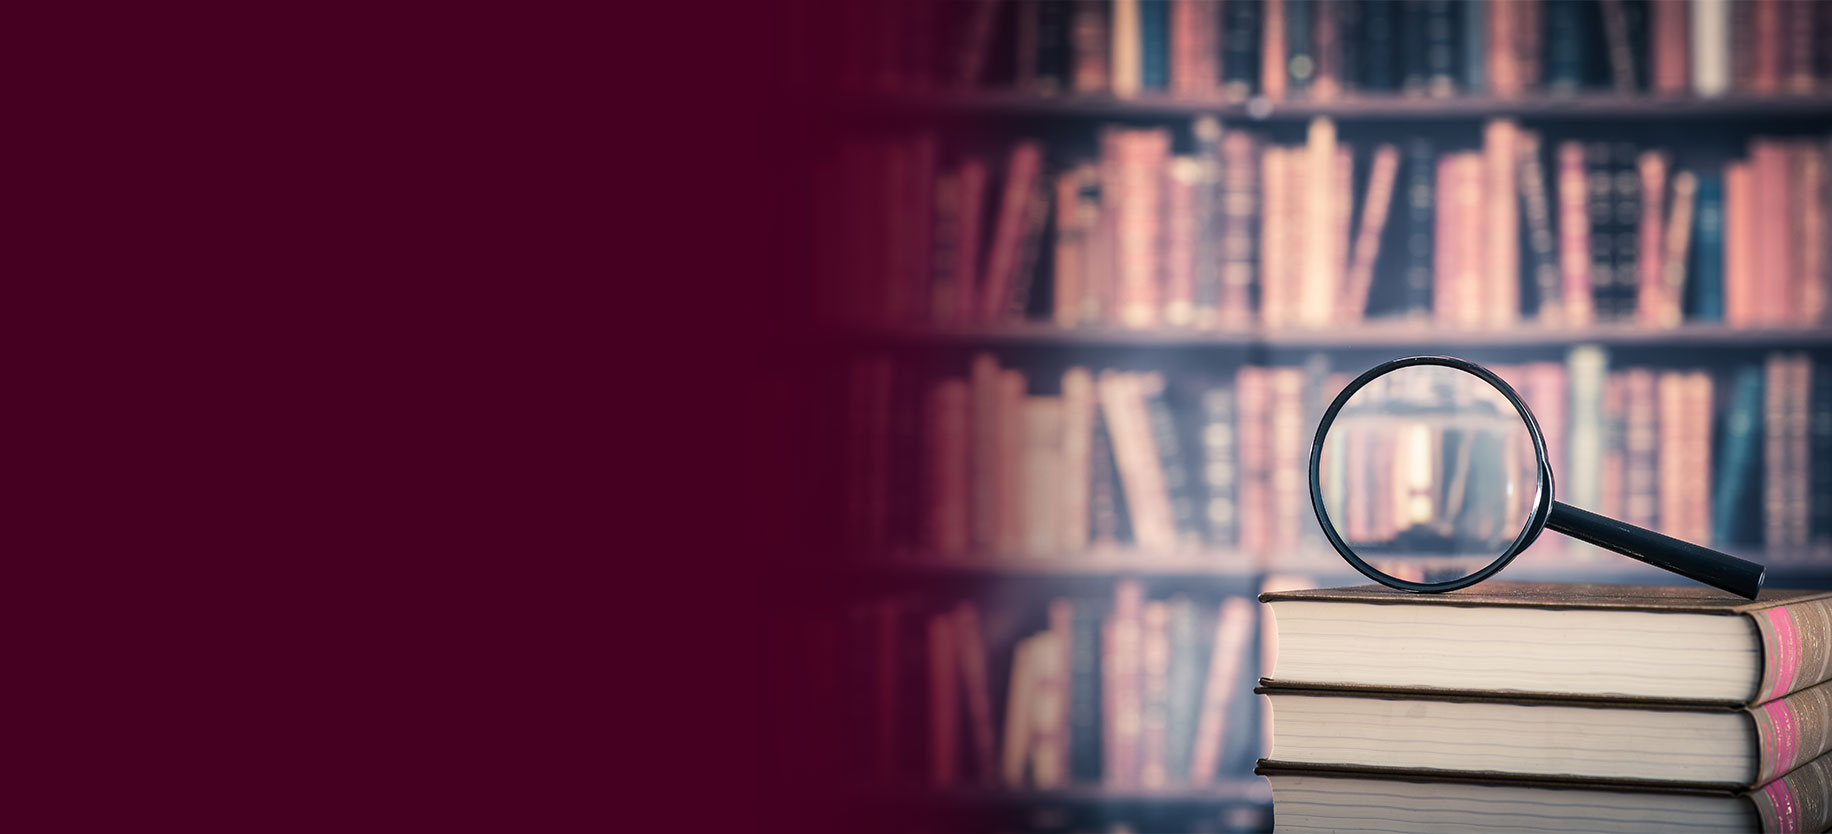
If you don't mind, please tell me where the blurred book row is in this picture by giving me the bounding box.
[807,581,1273,791]
[814,120,1832,332]
[831,0,1832,101]
[842,349,1832,565]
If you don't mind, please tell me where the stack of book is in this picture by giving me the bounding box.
[1256,582,1832,832]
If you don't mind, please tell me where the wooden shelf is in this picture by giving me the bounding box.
[846,90,1832,122]
[838,322,1832,350]
[856,780,1273,806]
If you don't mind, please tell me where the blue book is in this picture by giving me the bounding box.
[1461,0,1486,94]
[1361,0,1397,91]
[1544,0,1588,93]
[1714,365,1765,548]
[1691,170,1726,322]
[1287,0,1315,95]
[1141,0,1170,90]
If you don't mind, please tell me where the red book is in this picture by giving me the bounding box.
[1651,0,1690,94]
[995,369,1027,554]
[1053,167,1088,328]
[924,378,971,557]
[1163,158,1200,326]
[1485,121,1520,326]
[1071,0,1109,93]
[1489,0,1522,97]
[1800,144,1828,325]
[1518,0,1543,89]
[1312,0,1342,100]
[1111,129,1170,328]
[1454,153,1486,328]
[928,611,960,785]
[1261,0,1288,100]
[1104,580,1145,787]
[1171,0,1220,95]
[1753,0,1782,94]
[1098,371,1176,550]
[1635,151,1669,328]
[1218,131,1260,329]
[1297,119,1339,328]
[1560,143,1590,326]
[953,158,989,324]
[953,603,997,784]
[1188,597,1255,784]
[1657,372,1686,538]
[1753,140,1793,325]
[981,142,1045,322]
[1340,144,1401,322]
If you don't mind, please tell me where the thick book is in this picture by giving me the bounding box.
[1257,752,1832,833]
[1258,678,1832,788]
[1261,582,1832,704]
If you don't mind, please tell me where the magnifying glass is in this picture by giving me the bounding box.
[1309,355,1765,599]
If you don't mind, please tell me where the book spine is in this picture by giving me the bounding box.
[1361,0,1396,91]
[1313,0,1343,100]
[1021,397,1065,556]
[1800,145,1828,325]
[1518,133,1561,323]
[1785,0,1815,94]
[1188,596,1255,784]
[1660,170,1698,329]
[1791,356,1813,552]
[1399,0,1429,94]
[1752,0,1782,94]
[1031,608,1070,788]
[1143,374,1201,546]
[1692,169,1726,322]
[1657,372,1686,537]
[1624,368,1659,531]
[1263,0,1289,100]
[1237,366,1271,557]
[1116,129,1170,328]
[1725,161,1755,327]
[1260,146,1291,328]
[997,370,1028,554]
[1090,406,1126,545]
[1141,0,1170,91]
[1072,0,1111,92]
[1586,143,1617,320]
[1202,385,1240,548]
[1452,152,1486,328]
[1545,0,1586,93]
[1054,168,1087,327]
[1715,364,1763,548]
[1219,130,1260,329]
[1485,120,1521,326]
[1171,0,1217,95]
[1139,601,1170,787]
[1611,143,1643,321]
[1752,140,1790,326]
[1269,368,1308,553]
[1600,0,1637,91]
[1766,353,1790,553]
[1566,345,1607,518]
[954,604,998,784]
[1163,597,1202,784]
[1002,633,1038,786]
[1111,0,1142,97]
[1814,361,1832,553]
[1652,0,1689,93]
[1191,119,1224,328]
[1467,0,1491,95]
[1100,371,1176,550]
[1636,151,1669,328]
[1691,0,1729,95]
[1402,137,1434,317]
[1068,598,1104,782]
[925,379,972,557]
[1751,750,1832,834]
[1286,0,1316,97]
[1750,677,1832,784]
[1341,144,1401,322]
[1423,0,1457,96]
[929,611,960,785]
[1298,118,1339,327]
[1164,158,1200,327]
[1518,0,1543,90]
[981,142,1045,322]
[1105,580,1145,787]
[1061,367,1095,552]
[1433,153,1457,326]
[1035,0,1070,94]
[1601,371,1627,522]
[1223,0,1264,100]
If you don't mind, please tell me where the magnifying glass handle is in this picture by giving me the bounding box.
[1546,501,1765,599]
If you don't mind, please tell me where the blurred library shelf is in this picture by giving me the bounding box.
[835,322,1832,351]
[844,90,1832,123]
[795,1,1832,831]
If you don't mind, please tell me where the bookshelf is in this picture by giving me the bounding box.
[847,91,1832,123]
[797,1,1832,832]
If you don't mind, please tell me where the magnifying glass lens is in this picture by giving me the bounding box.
[1317,364,1542,586]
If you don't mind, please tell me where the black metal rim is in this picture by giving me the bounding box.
[1307,355,1556,593]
